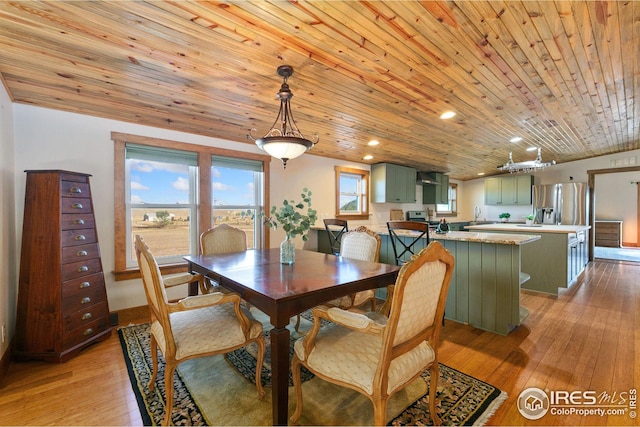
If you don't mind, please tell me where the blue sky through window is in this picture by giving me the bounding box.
[129,160,255,206]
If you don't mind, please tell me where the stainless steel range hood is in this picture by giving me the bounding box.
[416,171,441,185]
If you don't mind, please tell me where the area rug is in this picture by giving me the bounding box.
[119,321,506,426]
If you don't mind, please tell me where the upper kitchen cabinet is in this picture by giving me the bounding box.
[485,175,533,205]
[371,163,417,203]
[422,173,449,205]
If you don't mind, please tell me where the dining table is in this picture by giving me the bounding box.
[184,248,400,425]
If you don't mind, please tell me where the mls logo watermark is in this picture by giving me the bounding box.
[518,387,637,420]
[518,388,550,420]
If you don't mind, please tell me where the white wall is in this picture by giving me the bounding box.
[0,83,16,358]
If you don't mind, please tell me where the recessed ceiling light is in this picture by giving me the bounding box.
[526,146,538,151]
[440,111,456,119]
[368,139,380,146]
[510,137,523,143]
[363,155,373,160]
[477,172,485,176]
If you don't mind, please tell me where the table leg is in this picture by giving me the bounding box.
[270,326,290,425]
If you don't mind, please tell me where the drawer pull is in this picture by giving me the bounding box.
[79,281,90,289]
[73,219,85,225]
[69,187,82,194]
[81,297,91,304]
[76,250,88,257]
[72,202,83,209]
[83,328,94,336]
[77,265,89,273]
[82,312,92,320]
[74,235,86,241]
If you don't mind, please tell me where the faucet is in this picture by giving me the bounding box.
[474,206,481,221]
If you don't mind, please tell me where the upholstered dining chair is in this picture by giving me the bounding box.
[199,223,248,293]
[290,241,454,426]
[135,235,265,426]
[387,220,430,266]
[294,226,382,332]
[323,218,348,256]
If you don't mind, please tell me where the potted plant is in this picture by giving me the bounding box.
[499,212,511,222]
[525,213,535,225]
[262,188,317,264]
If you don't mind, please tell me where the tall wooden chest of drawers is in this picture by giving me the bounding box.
[14,170,112,362]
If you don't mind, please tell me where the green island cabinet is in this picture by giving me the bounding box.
[313,228,533,335]
[371,163,417,203]
[484,175,533,205]
[422,173,449,204]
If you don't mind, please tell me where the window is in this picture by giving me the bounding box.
[334,166,369,220]
[125,144,198,268]
[113,132,270,280]
[436,183,457,216]
[211,156,264,249]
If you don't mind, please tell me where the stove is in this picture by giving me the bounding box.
[406,210,428,222]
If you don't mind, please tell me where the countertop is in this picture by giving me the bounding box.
[312,224,541,245]
[465,223,590,233]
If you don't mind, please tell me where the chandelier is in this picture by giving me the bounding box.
[250,65,318,168]
[498,148,556,173]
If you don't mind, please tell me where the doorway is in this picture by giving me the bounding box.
[588,166,640,263]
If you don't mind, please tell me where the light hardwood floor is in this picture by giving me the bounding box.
[0,258,637,426]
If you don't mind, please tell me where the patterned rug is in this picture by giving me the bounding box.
[119,322,506,426]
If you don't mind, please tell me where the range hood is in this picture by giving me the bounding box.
[416,171,441,185]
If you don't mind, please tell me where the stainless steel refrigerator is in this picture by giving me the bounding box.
[532,182,589,225]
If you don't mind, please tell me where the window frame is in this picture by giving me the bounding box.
[334,166,370,220]
[113,132,271,280]
[435,182,458,217]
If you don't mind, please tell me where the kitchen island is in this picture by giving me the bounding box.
[312,226,540,335]
[466,223,591,295]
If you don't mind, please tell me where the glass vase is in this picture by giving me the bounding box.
[280,235,295,265]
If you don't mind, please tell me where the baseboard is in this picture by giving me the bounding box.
[111,305,150,326]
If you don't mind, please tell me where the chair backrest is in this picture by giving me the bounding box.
[386,221,430,266]
[134,235,175,350]
[339,226,381,262]
[383,241,454,357]
[200,223,247,255]
[324,219,348,255]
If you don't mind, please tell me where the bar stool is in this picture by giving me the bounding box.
[323,218,348,255]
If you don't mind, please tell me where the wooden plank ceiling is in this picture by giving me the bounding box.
[0,1,638,180]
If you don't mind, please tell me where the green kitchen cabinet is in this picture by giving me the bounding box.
[485,175,533,205]
[422,173,449,204]
[371,163,417,203]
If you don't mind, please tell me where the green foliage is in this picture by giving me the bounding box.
[499,212,511,219]
[262,188,318,241]
[526,213,535,220]
[156,210,172,226]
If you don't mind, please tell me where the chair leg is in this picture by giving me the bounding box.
[162,362,177,426]
[372,395,389,426]
[148,336,159,390]
[428,363,441,426]
[254,337,266,399]
[294,314,302,333]
[289,355,304,424]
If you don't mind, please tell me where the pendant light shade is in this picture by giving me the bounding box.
[250,65,318,168]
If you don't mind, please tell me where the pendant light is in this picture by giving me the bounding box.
[250,65,318,168]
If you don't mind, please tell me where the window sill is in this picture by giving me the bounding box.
[335,214,370,220]
[114,263,189,281]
